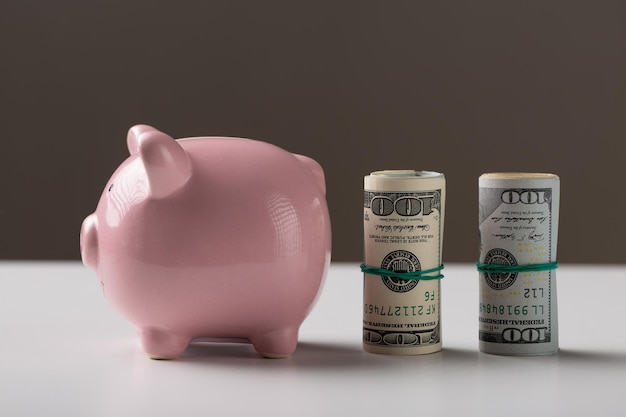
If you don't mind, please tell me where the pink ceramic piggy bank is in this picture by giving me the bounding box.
[80,125,331,359]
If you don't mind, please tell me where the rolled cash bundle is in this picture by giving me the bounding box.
[478,173,560,355]
[362,170,445,355]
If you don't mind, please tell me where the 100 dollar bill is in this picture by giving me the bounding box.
[478,173,560,355]
[363,170,445,355]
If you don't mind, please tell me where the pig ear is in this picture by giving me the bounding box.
[127,124,159,155]
[133,128,192,199]
[294,154,326,195]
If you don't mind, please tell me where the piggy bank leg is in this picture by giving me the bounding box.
[138,327,190,360]
[250,328,299,359]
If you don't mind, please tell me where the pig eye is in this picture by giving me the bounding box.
[108,183,114,192]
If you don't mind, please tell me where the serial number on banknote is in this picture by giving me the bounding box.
[365,303,437,316]
[480,303,545,315]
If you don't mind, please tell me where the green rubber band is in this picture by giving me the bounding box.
[475,261,559,273]
[360,264,444,280]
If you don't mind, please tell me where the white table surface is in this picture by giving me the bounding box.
[1,262,624,417]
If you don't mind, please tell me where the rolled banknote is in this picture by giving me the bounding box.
[362,170,445,355]
[478,173,560,355]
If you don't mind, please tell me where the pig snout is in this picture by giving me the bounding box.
[80,214,99,270]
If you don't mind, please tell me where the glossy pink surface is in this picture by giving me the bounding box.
[80,125,331,359]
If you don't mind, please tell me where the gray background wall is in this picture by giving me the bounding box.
[2,1,624,263]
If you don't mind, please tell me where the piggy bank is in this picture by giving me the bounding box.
[80,125,331,359]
